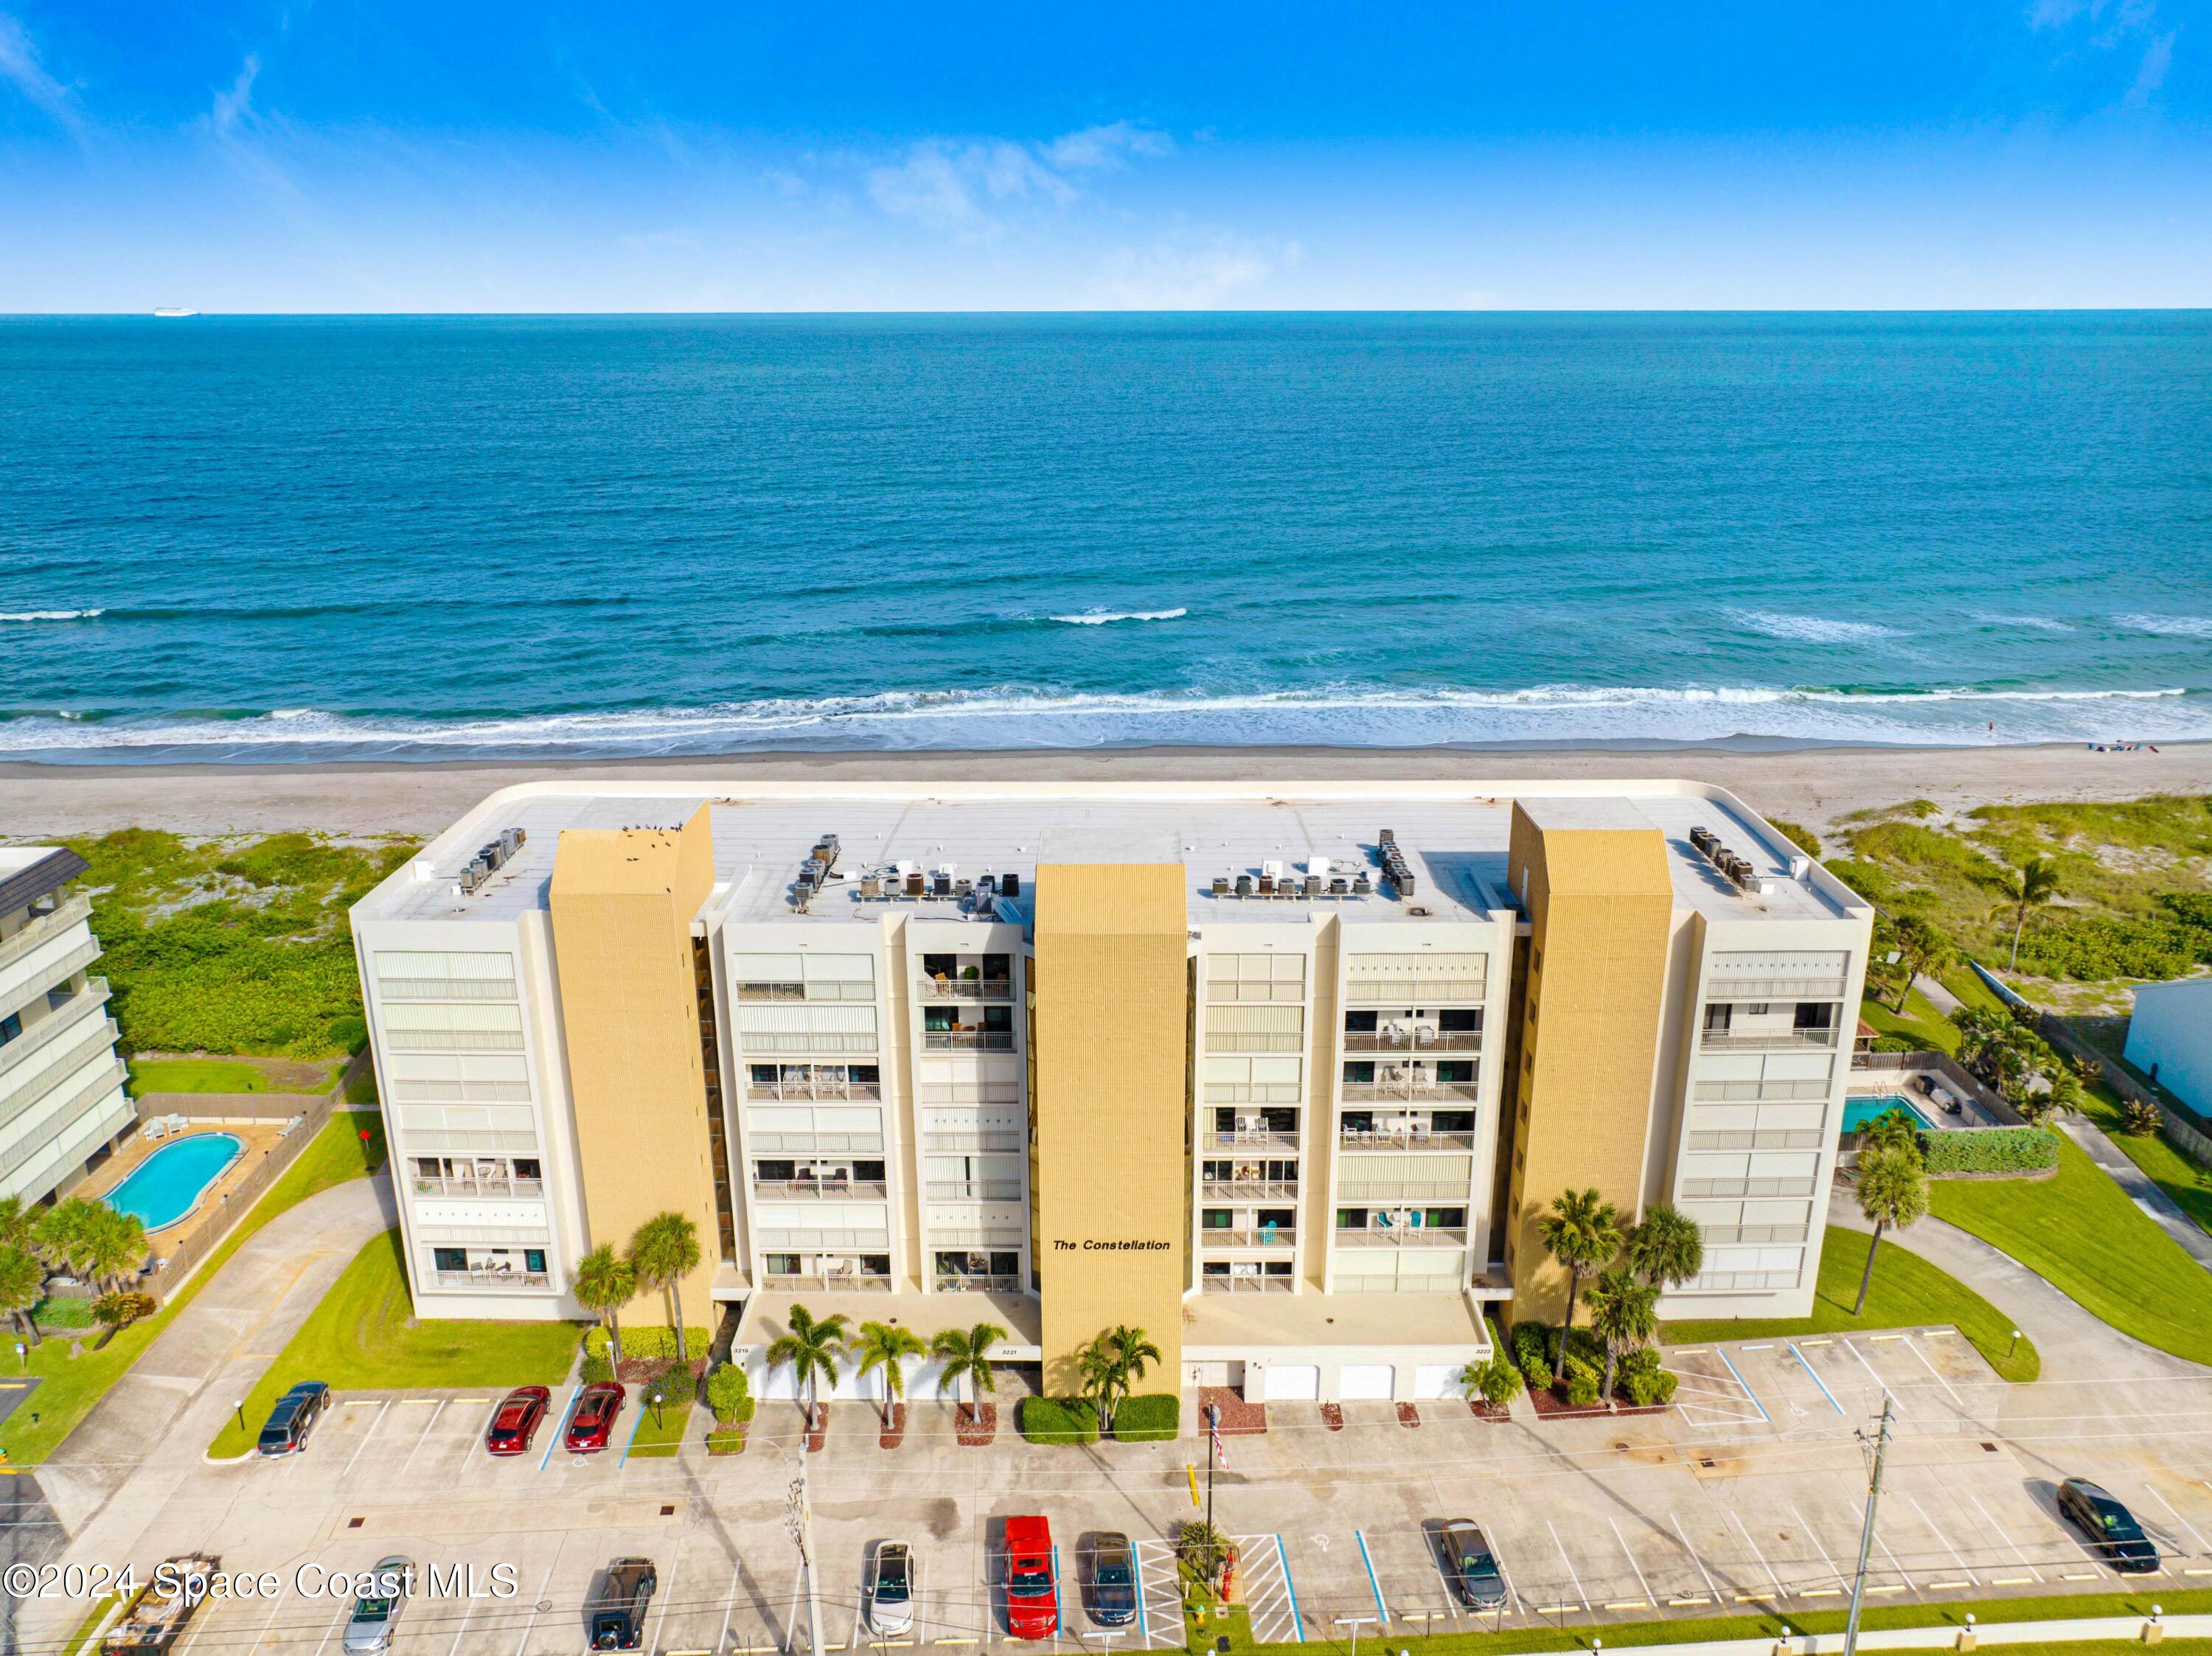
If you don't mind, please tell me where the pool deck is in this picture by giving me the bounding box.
[1846,1067,2011,1129]
[72,1119,288,1243]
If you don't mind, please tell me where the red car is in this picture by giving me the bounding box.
[565,1382,626,1453]
[485,1385,552,1455]
[1001,1516,1057,1639]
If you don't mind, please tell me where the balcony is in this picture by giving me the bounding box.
[1201,1179,1298,1200]
[1342,1031,1481,1053]
[924,1030,1015,1051]
[934,1274,1023,1293]
[412,1175,546,1200]
[1332,1226,1469,1248]
[1200,1274,1295,1294]
[752,1178,890,1200]
[433,1269,552,1290]
[919,978,1015,1001]
[1705,976,1848,1001]
[737,981,876,1003]
[1338,1129,1478,1152]
[1342,978,1485,1005]
[745,1078,883,1102]
[1338,1080,1481,1104]
[926,1180,1023,1202]
[0,980,111,1081]
[0,893,91,973]
[1206,1130,1301,1151]
[1198,1227,1296,1249]
[764,1273,894,1293]
[1698,1029,1838,1053]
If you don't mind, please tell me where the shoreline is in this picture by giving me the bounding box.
[4,739,2208,841]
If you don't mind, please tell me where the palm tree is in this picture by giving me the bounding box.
[1100,1323,1161,1427]
[767,1304,850,1422]
[1624,1204,1703,1290]
[1537,1187,1623,1338]
[1075,1334,1119,1434]
[569,1245,637,1368]
[1859,1107,1924,1163]
[32,1199,97,1280]
[855,1321,927,1426]
[1852,1147,1930,1316]
[1583,1267,1661,1400]
[1887,915,1955,1012]
[0,1245,44,1348]
[626,1211,702,1363]
[80,1207,147,1293]
[0,1195,33,1253]
[930,1321,1006,1413]
[1990,855,2062,972]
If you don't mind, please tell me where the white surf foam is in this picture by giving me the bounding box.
[0,609,103,623]
[1731,610,1902,644]
[1048,608,1189,625]
[1976,614,2076,634]
[2115,613,2212,639]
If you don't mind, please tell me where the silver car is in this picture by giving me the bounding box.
[343,1557,414,1656]
[867,1541,916,1636]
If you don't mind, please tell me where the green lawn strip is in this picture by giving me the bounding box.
[1941,961,2012,1015]
[1860,992,1961,1055]
[2073,1082,2212,1235]
[0,1111,388,1465]
[627,1396,695,1458]
[1931,1127,2212,1365]
[1662,1224,2039,1382]
[126,1057,272,1096]
[1225,1588,2212,1656]
[59,1593,125,1656]
[208,1228,579,1458]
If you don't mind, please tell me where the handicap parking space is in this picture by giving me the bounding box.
[1232,1535,1304,1645]
[1660,1346,1770,1430]
[1132,1538,1191,1648]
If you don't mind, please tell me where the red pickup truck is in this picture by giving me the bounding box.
[1001,1516,1058,1639]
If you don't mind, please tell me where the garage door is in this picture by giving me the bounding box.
[1264,1364,1319,1401]
[1413,1364,1461,1399]
[1339,1364,1394,1399]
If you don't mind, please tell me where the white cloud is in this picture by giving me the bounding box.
[2126,29,2176,101]
[865,122,1169,235]
[0,10,83,133]
[209,52,260,139]
[1091,233,1295,307]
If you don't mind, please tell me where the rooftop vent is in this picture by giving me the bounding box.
[454,826,527,896]
[1377,829,1417,897]
[1688,824,1776,897]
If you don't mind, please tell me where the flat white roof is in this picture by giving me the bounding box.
[354,780,1864,930]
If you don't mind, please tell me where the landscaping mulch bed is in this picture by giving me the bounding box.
[1528,1385,1610,1419]
[954,1402,997,1447]
[1466,1399,1512,1423]
[1198,1386,1267,1435]
[879,1402,906,1450]
[613,1354,708,1387]
[1396,1402,1420,1427]
[1319,1403,1344,1431]
[804,1402,828,1453]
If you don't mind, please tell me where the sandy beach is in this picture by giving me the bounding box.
[3,741,2207,842]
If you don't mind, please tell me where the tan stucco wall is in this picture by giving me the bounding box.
[1503,803,1674,1327]
[548,804,723,1328]
[1031,862,1189,1396]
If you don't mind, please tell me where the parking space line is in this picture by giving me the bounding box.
[714,1551,745,1655]
[1423,1529,1461,1620]
[1354,1530,1389,1624]
[1874,1530,1916,1592]
[1903,1336,1966,1410]
[2141,1482,2212,1556]
[515,1554,560,1656]
[1725,1509,1785,1601]
[1841,1340,1901,1416]
[1605,1517,1655,1607]
[399,1399,448,1477]
[1714,1349,1771,1424]
[647,1554,684,1656]
[340,1401,391,1480]
[1276,1534,1304,1643]
[442,1590,473,1656]
[1544,1520,1589,1612]
[1483,1529,1524,1617]
[1669,1514,1721,1604]
[1790,1505,1846,1592]
[1786,1343,1844,1415]
[310,1600,349,1656]
[539,1385,580,1471]
[1961,1490,2042,1582]
[619,1395,648,1467]
[1904,1492,1979,1587]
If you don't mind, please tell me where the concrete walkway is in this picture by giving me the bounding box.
[1913,971,1965,1016]
[2056,1110,2212,1270]
[32,1172,395,1543]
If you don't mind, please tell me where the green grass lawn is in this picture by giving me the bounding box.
[627,1395,695,1458]
[1940,961,2011,1014]
[1663,1224,2039,1382]
[1860,989,1961,1054]
[2072,1081,2212,1236]
[127,1057,274,1095]
[1930,1127,2212,1365]
[0,1111,388,1465]
[208,1228,579,1458]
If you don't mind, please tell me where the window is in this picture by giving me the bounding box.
[852,1065,880,1085]
[757,1160,796,1181]
[855,1161,886,1182]
[416,1158,442,1178]
[524,1250,546,1273]
[1335,1208,1370,1229]
[1422,1207,1467,1228]
[433,1248,466,1272]
[0,1013,18,1046]
[1340,1110,1374,1133]
[1432,1110,1475,1133]
[924,1006,957,1031]
[1203,1209,1234,1229]
[751,1064,779,1085]
[1344,1010,1378,1033]
[514,1158,540,1180]
[981,1006,1013,1033]
[862,1254,891,1274]
[990,1251,1018,1274]
[1794,1001,1837,1031]
[1257,1208,1294,1229]
[1436,1060,1474,1083]
[767,1253,801,1274]
[1438,1007,1482,1033]
[1703,1004,1733,1034]
[1343,1061,1375,1084]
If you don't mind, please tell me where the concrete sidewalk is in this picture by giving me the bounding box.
[2056,1111,2212,1272]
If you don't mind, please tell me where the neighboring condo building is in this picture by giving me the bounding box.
[351,781,1871,1406]
[0,847,133,1207]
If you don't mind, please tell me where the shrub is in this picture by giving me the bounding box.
[1919,1127,2059,1176]
[1472,1338,1525,1407]
[585,1325,710,1363]
[32,1296,94,1330]
[1623,1366,1677,1408]
[1511,1321,1553,1391]
[2123,1099,2164,1136]
[705,1361,755,1425]
[91,1291,156,1329]
[706,1427,747,1454]
[580,1354,615,1385]
[1018,1396,1098,1445]
[1562,1354,1602,1408]
[1617,1346,1663,1386]
[1176,1522,1234,1591]
[2014,915,2212,982]
[1113,1394,1179,1441]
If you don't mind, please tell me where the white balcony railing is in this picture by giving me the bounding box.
[923,1031,1015,1051]
[926,1180,1023,1203]
[744,1079,883,1102]
[918,978,1015,1001]
[1206,1130,1301,1150]
[1198,1228,1296,1249]
[1332,1226,1469,1248]
[752,1178,890,1200]
[1698,1029,1839,1053]
[934,1274,1022,1293]
[1338,1129,1478,1152]
[763,1273,894,1293]
[1338,1082,1481,1104]
[433,1269,552,1290]
[1342,1031,1481,1053]
[412,1175,546,1200]
[1200,1274,1295,1293]
[0,893,91,973]
[1201,1179,1298,1200]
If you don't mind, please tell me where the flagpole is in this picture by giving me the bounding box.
[1206,1401,1222,1590]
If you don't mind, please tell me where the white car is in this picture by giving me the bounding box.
[343,1557,413,1656]
[868,1541,916,1636]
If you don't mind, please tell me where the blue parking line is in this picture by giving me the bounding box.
[1133,1546,1147,1645]
[1786,1342,1845,1415]
[1354,1529,1389,1623]
[1714,1348,1771,1424]
[618,1395,648,1467]
[539,1384,580,1470]
[1276,1534,1304,1642]
[1051,1545,1062,1637]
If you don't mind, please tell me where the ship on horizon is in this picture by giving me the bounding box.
[153,307,198,317]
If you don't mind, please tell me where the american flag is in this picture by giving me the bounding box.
[1210,1416,1228,1471]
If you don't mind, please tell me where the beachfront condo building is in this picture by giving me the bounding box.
[350,781,1872,1406]
[0,847,133,1208]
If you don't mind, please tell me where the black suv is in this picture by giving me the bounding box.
[2056,1479,2160,1574]
[590,1559,658,1651]
[257,1382,332,1457]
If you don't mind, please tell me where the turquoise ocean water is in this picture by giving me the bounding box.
[2,312,2208,763]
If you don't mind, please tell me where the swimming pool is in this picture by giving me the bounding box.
[1841,1095,1931,1134]
[104,1133,244,1231]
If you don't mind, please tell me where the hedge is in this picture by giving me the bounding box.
[1112,1394,1179,1441]
[1018,1396,1100,1444]
[585,1326,711,1362]
[1921,1127,2059,1176]
[1510,1320,1553,1390]
[33,1297,94,1331]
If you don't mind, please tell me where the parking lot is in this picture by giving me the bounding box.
[46,1330,2212,1656]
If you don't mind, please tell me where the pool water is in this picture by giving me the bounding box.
[104,1133,244,1231]
[1841,1095,1931,1134]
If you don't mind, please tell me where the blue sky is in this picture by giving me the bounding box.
[1,1,2205,310]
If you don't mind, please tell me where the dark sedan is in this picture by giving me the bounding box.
[2056,1479,2160,1574]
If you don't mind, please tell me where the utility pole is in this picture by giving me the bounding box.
[787,1449,827,1656]
[1843,1396,1894,1656]
[1204,1402,1222,1590]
